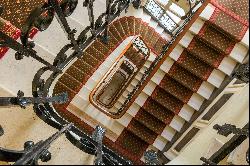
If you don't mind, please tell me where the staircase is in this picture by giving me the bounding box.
[0,0,249,164]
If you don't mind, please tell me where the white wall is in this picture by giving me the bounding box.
[167,84,249,165]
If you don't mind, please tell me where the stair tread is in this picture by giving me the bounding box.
[58,73,82,92]
[159,74,194,103]
[209,5,248,41]
[143,97,175,124]
[115,129,149,161]
[135,108,167,135]
[113,20,126,39]
[119,17,130,37]
[85,45,106,60]
[153,37,168,55]
[134,18,142,35]
[198,22,236,55]
[187,37,225,68]
[65,65,90,84]
[109,24,124,42]
[80,52,101,68]
[177,50,214,81]
[148,30,161,49]
[168,63,203,92]
[127,119,158,144]
[0,0,45,29]
[144,26,155,46]
[139,22,149,41]
[127,16,136,35]
[151,86,184,114]
[91,40,111,56]
[73,59,95,76]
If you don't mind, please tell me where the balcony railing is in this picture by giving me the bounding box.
[144,0,204,35]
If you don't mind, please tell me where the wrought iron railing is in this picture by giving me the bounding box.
[200,123,249,165]
[0,0,141,164]
[144,0,204,36]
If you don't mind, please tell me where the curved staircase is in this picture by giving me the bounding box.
[0,0,249,164]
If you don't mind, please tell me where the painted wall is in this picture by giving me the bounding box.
[167,84,249,165]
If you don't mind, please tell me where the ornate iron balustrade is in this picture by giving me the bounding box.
[0,123,72,165]
[232,63,249,83]
[27,0,140,164]
[132,36,150,56]
[0,90,68,109]
[0,0,140,164]
[144,0,204,35]
[144,0,179,34]
[200,123,249,165]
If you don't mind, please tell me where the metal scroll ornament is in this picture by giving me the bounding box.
[232,63,249,83]
[92,126,106,165]
[144,150,160,165]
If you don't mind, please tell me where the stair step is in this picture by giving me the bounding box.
[198,23,237,55]
[143,97,175,125]
[159,74,194,103]
[187,37,225,68]
[127,16,136,35]
[109,24,124,42]
[58,73,82,92]
[177,50,214,81]
[113,19,126,39]
[134,17,143,35]
[169,115,186,132]
[151,86,184,115]
[153,36,169,55]
[168,63,203,92]
[135,109,166,135]
[161,126,176,142]
[65,66,90,84]
[127,119,158,144]
[116,129,149,160]
[153,135,168,151]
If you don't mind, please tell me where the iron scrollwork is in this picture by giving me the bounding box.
[201,123,249,165]
[0,90,68,109]
[0,0,142,164]
[213,123,249,137]
[232,63,249,83]
[0,123,73,165]
[144,150,160,165]
[92,126,106,165]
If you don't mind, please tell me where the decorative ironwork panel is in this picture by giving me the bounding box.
[132,36,150,55]
[145,0,164,19]
[159,13,177,32]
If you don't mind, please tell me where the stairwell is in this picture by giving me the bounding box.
[0,0,249,164]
